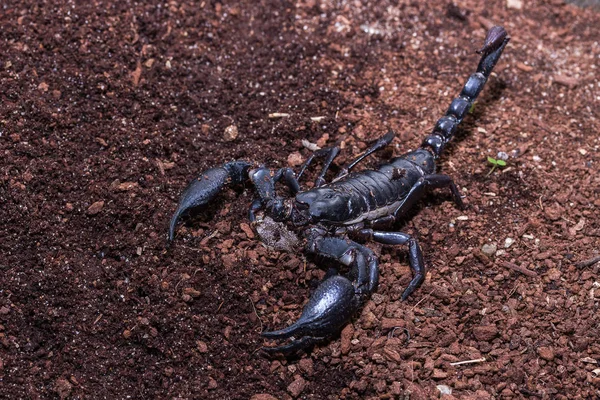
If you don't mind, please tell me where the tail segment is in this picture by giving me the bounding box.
[421,26,510,157]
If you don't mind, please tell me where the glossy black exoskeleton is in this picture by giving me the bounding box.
[168,27,510,354]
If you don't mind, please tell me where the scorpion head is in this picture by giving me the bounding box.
[289,200,313,226]
[265,198,312,227]
[267,198,292,222]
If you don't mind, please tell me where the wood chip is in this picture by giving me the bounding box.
[553,74,579,89]
[501,261,538,277]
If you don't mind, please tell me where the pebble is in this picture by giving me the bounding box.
[473,324,498,341]
[507,0,523,9]
[223,125,239,141]
[250,395,278,400]
[287,376,306,398]
[298,358,314,376]
[432,369,448,379]
[54,378,73,400]
[537,346,554,361]
[87,201,105,215]
[239,222,255,239]
[197,340,208,353]
[497,151,508,161]
[371,293,385,305]
[481,243,497,257]
[437,384,453,395]
[340,324,354,355]
[208,377,218,389]
[504,237,514,248]
[287,151,304,167]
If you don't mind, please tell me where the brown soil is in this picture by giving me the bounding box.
[1,1,599,399]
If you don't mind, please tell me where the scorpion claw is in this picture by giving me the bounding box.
[262,275,361,353]
[168,161,251,241]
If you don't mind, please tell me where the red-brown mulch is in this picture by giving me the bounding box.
[1,0,599,399]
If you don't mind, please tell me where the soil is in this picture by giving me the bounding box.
[1,0,599,399]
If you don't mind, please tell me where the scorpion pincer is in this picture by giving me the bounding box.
[168,26,510,354]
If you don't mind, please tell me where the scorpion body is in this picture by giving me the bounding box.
[168,27,510,353]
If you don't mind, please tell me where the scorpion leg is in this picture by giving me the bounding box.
[273,167,301,194]
[354,229,425,301]
[262,230,378,353]
[297,146,341,187]
[336,130,395,179]
[169,160,252,241]
[423,174,464,209]
[248,167,300,221]
[391,174,463,221]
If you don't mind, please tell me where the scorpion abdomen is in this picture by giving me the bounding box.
[300,149,435,225]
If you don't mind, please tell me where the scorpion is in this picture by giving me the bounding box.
[168,27,509,353]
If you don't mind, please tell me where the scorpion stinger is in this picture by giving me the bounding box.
[168,26,510,355]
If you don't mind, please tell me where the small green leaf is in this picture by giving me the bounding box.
[496,159,507,167]
[469,102,476,113]
[487,156,497,165]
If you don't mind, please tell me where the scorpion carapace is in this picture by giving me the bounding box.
[168,27,510,354]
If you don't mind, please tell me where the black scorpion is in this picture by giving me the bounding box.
[168,27,510,353]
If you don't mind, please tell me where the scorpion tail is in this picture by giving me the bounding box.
[168,161,251,241]
[421,26,510,157]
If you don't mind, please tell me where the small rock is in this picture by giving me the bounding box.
[340,323,354,355]
[122,329,131,339]
[391,381,402,396]
[504,237,514,248]
[537,346,554,361]
[497,151,508,161]
[553,74,579,89]
[223,125,239,141]
[481,243,497,257]
[287,376,306,398]
[250,395,279,400]
[437,384,452,395]
[115,182,139,192]
[181,294,192,302]
[183,287,201,297]
[287,152,304,167]
[381,318,405,330]
[473,325,498,341]
[87,201,105,215]
[298,358,314,376]
[546,268,561,281]
[54,378,73,400]
[0,306,9,315]
[371,293,385,305]
[532,155,542,162]
[208,377,218,389]
[197,340,208,353]
[506,0,522,9]
[239,222,255,239]
[223,325,232,340]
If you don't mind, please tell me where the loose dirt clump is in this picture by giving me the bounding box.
[1,0,599,399]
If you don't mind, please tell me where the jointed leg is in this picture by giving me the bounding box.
[354,229,425,301]
[274,167,301,195]
[297,146,340,187]
[423,174,464,209]
[336,130,395,179]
